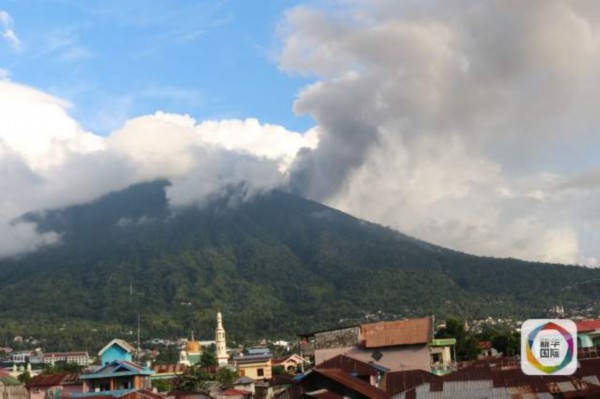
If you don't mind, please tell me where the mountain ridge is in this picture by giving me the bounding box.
[0,180,599,343]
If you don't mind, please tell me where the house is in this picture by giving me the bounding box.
[428,338,456,375]
[316,354,388,388]
[99,340,137,365]
[477,341,499,359]
[300,317,454,373]
[385,356,600,398]
[27,373,82,399]
[576,319,600,348]
[213,389,252,399]
[245,348,270,357]
[271,354,306,374]
[232,376,255,395]
[151,364,187,382]
[0,369,27,399]
[76,359,154,397]
[42,352,90,367]
[231,354,272,381]
[300,369,390,399]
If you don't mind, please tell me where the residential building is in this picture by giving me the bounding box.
[300,317,455,373]
[428,338,456,375]
[99,340,136,366]
[232,376,254,395]
[1,369,27,399]
[576,319,600,348]
[316,354,388,388]
[77,359,154,396]
[27,373,82,399]
[384,356,600,398]
[300,369,390,399]
[231,354,272,381]
[271,354,306,374]
[151,364,187,382]
[477,340,500,359]
[42,352,90,367]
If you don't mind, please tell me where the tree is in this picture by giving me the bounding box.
[215,368,238,389]
[44,361,83,374]
[175,365,214,391]
[151,379,172,393]
[18,372,31,385]
[200,351,217,367]
[436,318,479,361]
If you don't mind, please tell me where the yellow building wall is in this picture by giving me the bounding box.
[238,360,272,380]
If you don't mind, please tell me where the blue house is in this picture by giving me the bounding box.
[98,339,136,365]
[75,359,154,398]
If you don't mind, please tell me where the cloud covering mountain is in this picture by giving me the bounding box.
[280,0,600,266]
[0,80,316,257]
[2,0,600,266]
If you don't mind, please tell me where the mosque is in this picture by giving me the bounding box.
[178,311,229,367]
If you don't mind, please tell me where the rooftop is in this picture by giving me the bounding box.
[311,369,390,399]
[28,373,80,388]
[361,317,433,348]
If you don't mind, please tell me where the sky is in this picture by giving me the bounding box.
[1,0,600,267]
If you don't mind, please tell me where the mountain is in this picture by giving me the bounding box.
[0,180,599,346]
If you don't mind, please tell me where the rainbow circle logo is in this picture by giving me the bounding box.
[525,321,574,374]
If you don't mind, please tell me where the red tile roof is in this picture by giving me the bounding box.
[313,369,390,399]
[477,341,492,350]
[361,317,432,348]
[576,319,600,333]
[28,373,80,388]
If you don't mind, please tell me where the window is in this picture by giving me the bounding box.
[257,368,264,377]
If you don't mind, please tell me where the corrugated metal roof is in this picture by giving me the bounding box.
[317,354,386,376]
[361,317,432,348]
[28,373,80,388]
[314,369,390,399]
[98,339,136,356]
[388,356,600,398]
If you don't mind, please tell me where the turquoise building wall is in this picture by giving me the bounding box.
[100,345,132,365]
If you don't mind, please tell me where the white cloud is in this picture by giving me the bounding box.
[0,10,21,51]
[0,68,9,80]
[280,0,600,266]
[0,80,316,259]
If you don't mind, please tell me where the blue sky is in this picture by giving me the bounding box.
[0,0,314,134]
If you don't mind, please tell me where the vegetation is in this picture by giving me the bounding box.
[175,365,239,391]
[0,180,598,351]
[436,318,479,361]
[43,361,84,374]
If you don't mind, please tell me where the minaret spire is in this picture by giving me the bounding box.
[215,311,228,367]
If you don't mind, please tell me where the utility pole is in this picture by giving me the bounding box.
[137,313,141,361]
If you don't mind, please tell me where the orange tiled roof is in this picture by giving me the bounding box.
[361,317,432,348]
